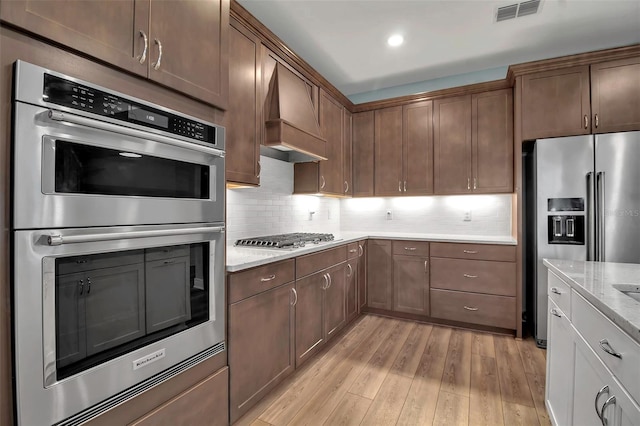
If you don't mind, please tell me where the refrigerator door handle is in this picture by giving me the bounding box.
[597,171,606,261]
[587,172,595,261]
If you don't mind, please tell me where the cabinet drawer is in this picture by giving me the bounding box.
[430,242,515,262]
[296,245,347,278]
[548,271,571,316]
[572,290,640,404]
[392,240,429,257]
[145,245,190,262]
[430,257,515,296]
[347,242,359,259]
[228,260,295,304]
[430,289,515,329]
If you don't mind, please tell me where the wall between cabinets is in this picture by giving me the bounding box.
[227,156,513,245]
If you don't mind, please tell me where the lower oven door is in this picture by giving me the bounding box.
[13,223,225,425]
[13,102,224,229]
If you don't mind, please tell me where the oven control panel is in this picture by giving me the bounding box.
[42,74,217,145]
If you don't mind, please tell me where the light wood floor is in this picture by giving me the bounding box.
[234,314,550,426]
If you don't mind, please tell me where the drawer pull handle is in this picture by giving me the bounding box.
[595,385,609,421]
[463,250,478,254]
[600,395,616,426]
[550,287,562,295]
[349,249,357,253]
[358,245,363,257]
[322,273,329,290]
[291,288,298,306]
[404,247,417,251]
[260,274,276,282]
[599,339,622,358]
[347,263,353,277]
[550,308,561,318]
[463,306,478,311]
[463,274,478,279]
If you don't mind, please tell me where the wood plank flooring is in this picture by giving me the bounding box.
[235,315,549,426]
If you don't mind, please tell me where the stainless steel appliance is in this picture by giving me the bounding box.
[235,232,335,248]
[524,132,640,347]
[12,61,226,425]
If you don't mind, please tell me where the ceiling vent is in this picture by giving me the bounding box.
[496,0,541,22]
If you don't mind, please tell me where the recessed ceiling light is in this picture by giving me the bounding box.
[387,34,404,47]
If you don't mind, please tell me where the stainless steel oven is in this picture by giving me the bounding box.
[11,61,226,425]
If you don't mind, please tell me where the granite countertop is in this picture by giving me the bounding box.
[227,232,517,272]
[543,259,640,344]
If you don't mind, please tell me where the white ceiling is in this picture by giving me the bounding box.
[237,0,640,100]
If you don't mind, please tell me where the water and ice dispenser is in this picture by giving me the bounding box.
[547,198,585,245]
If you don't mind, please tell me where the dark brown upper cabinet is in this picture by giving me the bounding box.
[374,106,404,196]
[2,0,229,109]
[591,57,640,134]
[343,109,353,196]
[352,111,375,197]
[294,90,345,196]
[435,90,513,195]
[521,66,591,139]
[403,101,434,195]
[226,20,261,186]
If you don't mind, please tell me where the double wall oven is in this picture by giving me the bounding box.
[12,61,226,425]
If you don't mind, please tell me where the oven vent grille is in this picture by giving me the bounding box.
[496,0,541,22]
[55,341,226,426]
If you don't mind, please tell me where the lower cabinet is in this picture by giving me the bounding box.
[130,366,229,426]
[367,240,393,310]
[357,240,367,312]
[227,260,296,423]
[346,255,359,323]
[392,240,429,316]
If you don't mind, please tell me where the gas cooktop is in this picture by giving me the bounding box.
[234,233,335,249]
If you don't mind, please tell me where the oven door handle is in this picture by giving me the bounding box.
[48,110,225,158]
[47,226,224,246]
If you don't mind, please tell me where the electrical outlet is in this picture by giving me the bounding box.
[309,210,316,221]
[386,210,393,220]
[463,210,472,221]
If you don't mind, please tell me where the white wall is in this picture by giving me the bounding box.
[340,194,512,237]
[226,156,341,245]
[227,156,512,244]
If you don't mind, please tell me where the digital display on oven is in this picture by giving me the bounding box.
[129,107,169,128]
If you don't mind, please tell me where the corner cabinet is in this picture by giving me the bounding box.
[226,19,261,186]
[1,0,229,108]
[434,89,513,195]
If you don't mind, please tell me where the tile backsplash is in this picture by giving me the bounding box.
[227,156,512,244]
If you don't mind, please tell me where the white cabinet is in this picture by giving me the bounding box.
[545,270,640,426]
[545,298,575,426]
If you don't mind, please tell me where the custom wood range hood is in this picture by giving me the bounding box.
[263,63,327,162]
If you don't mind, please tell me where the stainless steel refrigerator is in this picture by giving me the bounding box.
[525,131,640,347]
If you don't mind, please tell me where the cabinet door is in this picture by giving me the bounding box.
[352,111,375,197]
[148,0,229,108]
[226,21,260,186]
[522,66,591,139]
[84,264,146,356]
[374,106,403,196]
[56,272,87,368]
[591,57,640,134]
[403,100,433,195]
[145,256,191,334]
[367,240,392,310]
[130,366,229,426]
[546,299,575,426]
[318,90,344,195]
[229,283,295,423]
[324,264,346,340]
[358,241,367,311]
[295,272,325,367]
[343,109,353,196]
[434,95,472,194]
[472,89,513,193]
[393,255,429,316]
[0,0,148,76]
[346,259,358,322]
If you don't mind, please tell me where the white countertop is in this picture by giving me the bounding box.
[227,232,516,272]
[543,259,640,344]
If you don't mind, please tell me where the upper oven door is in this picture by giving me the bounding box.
[13,102,225,229]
